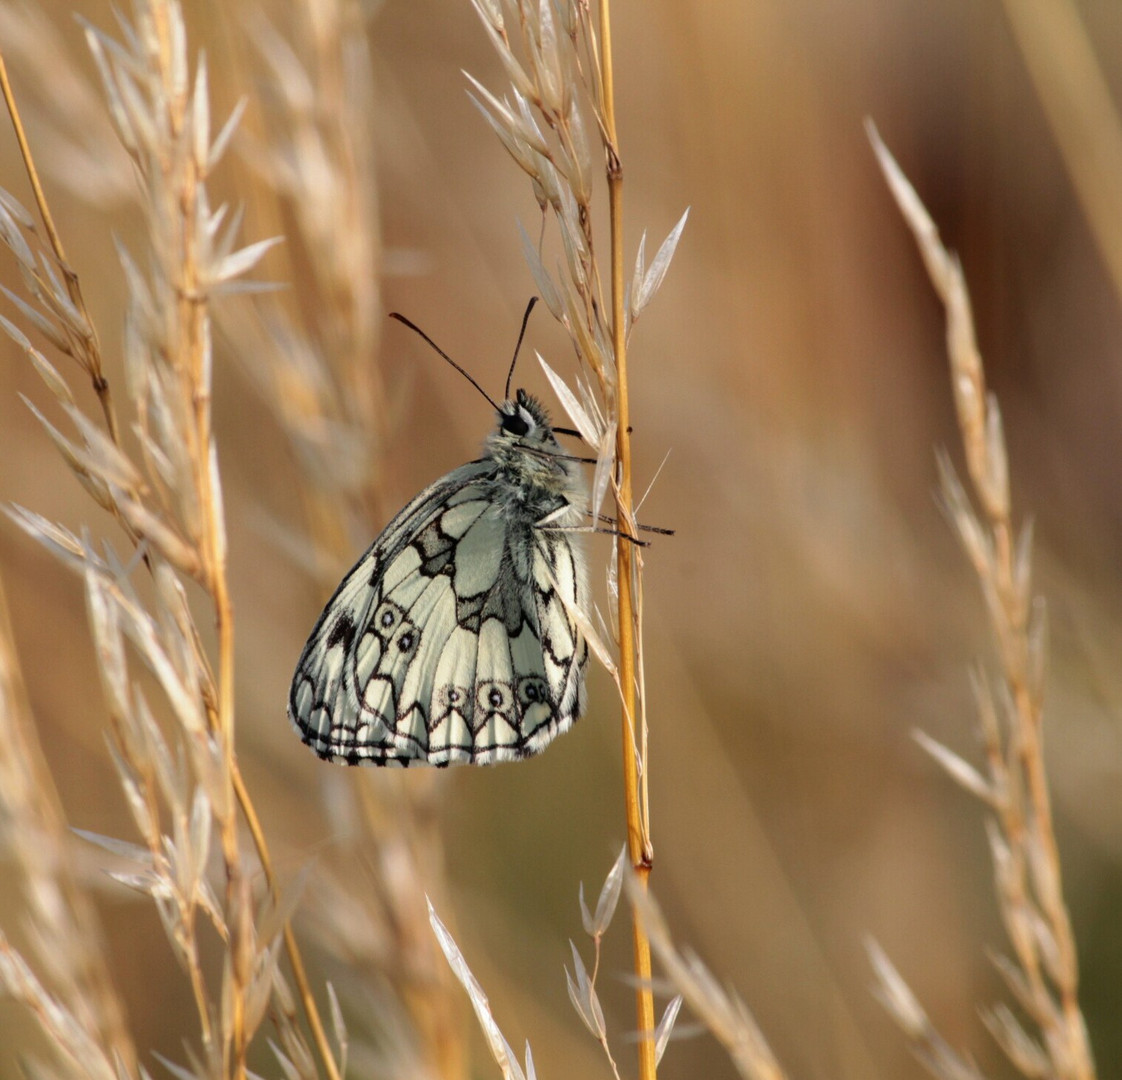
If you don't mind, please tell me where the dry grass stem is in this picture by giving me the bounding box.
[626,875,789,1080]
[596,6,657,1073]
[0,576,136,1072]
[867,122,1097,1080]
[428,898,537,1080]
[866,941,990,1080]
[999,0,1122,308]
[567,848,628,1078]
[462,2,687,1074]
[0,47,116,441]
[0,1,348,1076]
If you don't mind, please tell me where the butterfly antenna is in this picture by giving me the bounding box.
[504,296,539,401]
[389,312,499,411]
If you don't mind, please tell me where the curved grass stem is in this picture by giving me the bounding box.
[0,50,118,444]
[232,764,343,1080]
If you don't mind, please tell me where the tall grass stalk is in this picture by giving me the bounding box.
[597,4,657,1074]
[2,0,471,1075]
[459,0,690,1074]
[0,2,344,1077]
[867,123,1097,1080]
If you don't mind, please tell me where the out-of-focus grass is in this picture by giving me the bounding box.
[1,2,1120,1078]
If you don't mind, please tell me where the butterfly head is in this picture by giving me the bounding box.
[488,388,582,500]
[497,389,554,444]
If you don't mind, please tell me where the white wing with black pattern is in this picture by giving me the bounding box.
[288,390,589,767]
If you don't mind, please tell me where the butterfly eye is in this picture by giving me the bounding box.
[501,410,530,437]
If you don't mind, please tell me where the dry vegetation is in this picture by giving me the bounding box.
[0,1,1120,1079]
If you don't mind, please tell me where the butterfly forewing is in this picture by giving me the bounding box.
[288,392,589,766]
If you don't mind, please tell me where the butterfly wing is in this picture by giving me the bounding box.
[288,462,588,766]
[452,514,588,764]
[519,525,588,756]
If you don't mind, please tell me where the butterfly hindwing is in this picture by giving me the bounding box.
[525,528,587,752]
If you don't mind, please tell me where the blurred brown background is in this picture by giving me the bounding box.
[2,1,1121,1077]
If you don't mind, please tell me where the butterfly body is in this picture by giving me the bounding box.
[289,389,589,766]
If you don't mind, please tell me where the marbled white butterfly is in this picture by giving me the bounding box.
[288,309,589,766]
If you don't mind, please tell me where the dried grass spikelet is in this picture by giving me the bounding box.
[229,0,390,571]
[624,872,788,1080]
[0,1,334,1077]
[0,576,136,1073]
[866,122,1097,1080]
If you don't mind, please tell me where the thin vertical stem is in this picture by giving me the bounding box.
[870,124,1096,1080]
[598,4,656,1078]
[147,4,247,1070]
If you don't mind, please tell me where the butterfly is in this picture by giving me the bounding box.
[288,311,589,767]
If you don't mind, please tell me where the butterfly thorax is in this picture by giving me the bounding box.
[483,389,585,520]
